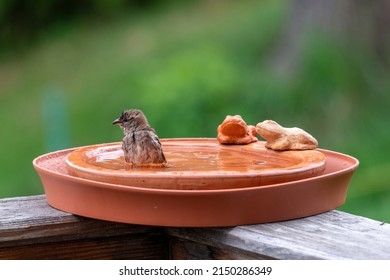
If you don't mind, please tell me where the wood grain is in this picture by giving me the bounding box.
[1,195,389,259]
[167,211,390,260]
[169,238,274,260]
[0,195,167,259]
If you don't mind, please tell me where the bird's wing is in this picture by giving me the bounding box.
[135,130,166,164]
[122,133,136,163]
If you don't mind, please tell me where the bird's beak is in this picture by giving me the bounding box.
[112,118,122,126]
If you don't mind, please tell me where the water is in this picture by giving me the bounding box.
[82,145,295,173]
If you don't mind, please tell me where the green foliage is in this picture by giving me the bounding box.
[0,0,159,50]
[131,45,239,136]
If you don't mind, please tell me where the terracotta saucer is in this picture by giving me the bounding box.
[65,138,327,190]
[33,138,359,227]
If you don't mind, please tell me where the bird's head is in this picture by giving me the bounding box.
[112,109,149,130]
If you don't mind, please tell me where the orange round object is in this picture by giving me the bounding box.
[65,139,326,190]
[33,138,359,227]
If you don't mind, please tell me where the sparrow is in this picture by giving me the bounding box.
[112,109,167,166]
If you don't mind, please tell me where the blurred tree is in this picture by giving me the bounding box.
[270,0,390,77]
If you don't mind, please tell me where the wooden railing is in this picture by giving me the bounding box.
[1,195,389,260]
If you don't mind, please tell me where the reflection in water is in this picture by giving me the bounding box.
[84,146,294,173]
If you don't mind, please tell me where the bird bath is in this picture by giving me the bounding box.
[65,138,327,190]
[33,138,358,226]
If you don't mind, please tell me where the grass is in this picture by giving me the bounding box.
[0,0,389,222]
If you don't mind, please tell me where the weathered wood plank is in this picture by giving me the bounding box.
[0,195,167,259]
[169,238,274,260]
[0,233,166,260]
[167,211,390,260]
[1,195,390,260]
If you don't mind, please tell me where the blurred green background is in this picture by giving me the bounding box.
[0,0,389,222]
